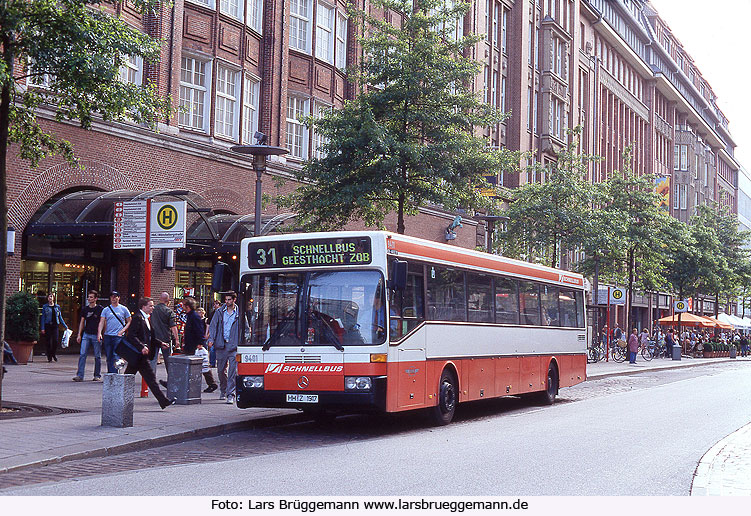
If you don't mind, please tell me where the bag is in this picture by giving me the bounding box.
[617,339,627,348]
[115,339,142,365]
[61,329,73,348]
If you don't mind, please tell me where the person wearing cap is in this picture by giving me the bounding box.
[97,291,132,373]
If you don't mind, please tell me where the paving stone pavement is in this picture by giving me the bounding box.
[1,352,749,496]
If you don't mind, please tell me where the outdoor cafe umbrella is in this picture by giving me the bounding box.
[657,313,714,327]
[700,315,733,330]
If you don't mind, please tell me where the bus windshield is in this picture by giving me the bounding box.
[244,270,387,348]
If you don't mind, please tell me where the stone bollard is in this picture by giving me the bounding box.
[102,373,135,427]
[165,355,203,405]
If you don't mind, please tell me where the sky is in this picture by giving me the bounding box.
[647,0,751,170]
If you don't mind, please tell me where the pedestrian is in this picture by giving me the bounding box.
[613,322,623,345]
[195,342,218,393]
[97,291,132,373]
[665,328,675,358]
[150,292,179,380]
[40,292,68,362]
[73,289,103,382]
[117,297,175,409]
[639,327,650,354]
[207,299,221,367]
[181,297,205,355]
[208,291,241,404]
[740,333,749,357]
[628,328,639,364]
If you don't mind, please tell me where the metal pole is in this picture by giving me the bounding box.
[142,199,152,398]
[606,287,611,362]
[253,155,267,237]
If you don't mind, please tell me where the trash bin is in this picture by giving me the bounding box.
[730,346,737,359]
[165,355,203,404]
[102,373,135,427]
[672,345,681,361]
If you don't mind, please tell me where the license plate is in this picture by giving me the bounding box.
[286,394,319,403]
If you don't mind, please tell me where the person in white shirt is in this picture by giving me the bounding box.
[195,342,217,393]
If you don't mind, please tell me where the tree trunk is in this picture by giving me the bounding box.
[627,246,635,334]
[0,39,14,409]
[397,191,405,234]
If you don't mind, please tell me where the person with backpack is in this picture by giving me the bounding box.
[97,291,132,373]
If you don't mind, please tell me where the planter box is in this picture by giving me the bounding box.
[7,340,36,364]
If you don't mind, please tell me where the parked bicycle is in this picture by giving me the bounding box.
[588,341,607,363]
[611,342,627,362]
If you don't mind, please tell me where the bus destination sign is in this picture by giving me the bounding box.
[248,237,372,269]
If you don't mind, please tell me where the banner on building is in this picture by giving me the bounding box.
[655,176,670,211]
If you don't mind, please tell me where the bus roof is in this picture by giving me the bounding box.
[241,231,585,288]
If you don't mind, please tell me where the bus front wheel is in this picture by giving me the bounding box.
[430,369,458,426]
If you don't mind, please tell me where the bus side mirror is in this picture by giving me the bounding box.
[212,261,229,292]
[390,260,408,291]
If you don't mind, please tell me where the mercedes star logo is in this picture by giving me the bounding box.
[298,376,310,389]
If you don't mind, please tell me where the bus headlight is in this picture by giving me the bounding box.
[242,376,264,389]
[344,376,372,391]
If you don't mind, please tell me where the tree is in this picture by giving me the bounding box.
[0,0,170,407]
[285,0,513,234]
[498,127,598,268]
[604,150,673,332]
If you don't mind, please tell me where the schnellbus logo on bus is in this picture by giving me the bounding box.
[265,364,344,374]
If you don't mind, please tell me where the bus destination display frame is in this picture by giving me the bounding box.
[248,237,373,269]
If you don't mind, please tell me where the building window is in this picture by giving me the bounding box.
[316,3,334,64]
[493,3,499,48]
[501,75,506,112]
[501,7,508,54]
[179,56,210,132]
[533,89,539,134]
[335,12,348,69]
[673,183,679,210]
[215,65,239,139]
[220,0,242,21]
[680,184,687,210]
[312,102,330,159]
[286,96,310,159]
[554,38,565,77]
[242,75,260,144]
[680,144,688,170]
[186,0,213,7]
[290,0,311,53]
[247,0,263,33]
[119,55,143,86]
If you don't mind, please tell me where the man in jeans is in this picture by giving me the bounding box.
[73,290,103,382]
[208,291,241,404]
[97,291,132,373]
[150,292,179,382]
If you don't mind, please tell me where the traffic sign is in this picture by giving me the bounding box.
[674,300,689,313]
[150,201,187,248]
[609,287,626,305]
[113,201,147,249]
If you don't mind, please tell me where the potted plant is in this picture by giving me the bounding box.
[5,291,40,364]
[703,342,713,358]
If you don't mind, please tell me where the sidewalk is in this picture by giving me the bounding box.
[0,353,749,497]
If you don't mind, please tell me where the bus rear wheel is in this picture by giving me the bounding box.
[430,369,458,426]
[536,362,559,405]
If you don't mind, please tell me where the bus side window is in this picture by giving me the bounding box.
[559,289,578,328]
[427,266,466,322]
[467,273,492,323]
[495,277,519,324]
[389,261,425,341]
[519,281,541,326]
[540,285,560,327]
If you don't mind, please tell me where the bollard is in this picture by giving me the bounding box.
[165,355,203,405]
[102,373,135,427]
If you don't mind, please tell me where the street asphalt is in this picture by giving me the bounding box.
[0,352,748,495]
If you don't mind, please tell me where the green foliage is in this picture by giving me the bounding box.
[0,0,171,167]
[4,291,39,342]
[497,127,599,268]
[284,0,517,233]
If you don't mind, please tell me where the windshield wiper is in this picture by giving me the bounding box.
[310,311,344,351]
[262,316,298,351]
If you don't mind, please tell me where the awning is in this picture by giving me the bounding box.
[698,315,733,330]
[716,313,747,329]
[657,313,715,327]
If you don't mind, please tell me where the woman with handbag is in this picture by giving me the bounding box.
[40,293,68,362]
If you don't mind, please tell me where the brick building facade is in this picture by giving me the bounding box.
[5,0,742,330]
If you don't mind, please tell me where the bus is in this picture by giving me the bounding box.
[234,231,587,425]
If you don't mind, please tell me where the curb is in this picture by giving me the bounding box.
[691,421,751,496]
[0,410,308,475]
[586,358,737,381]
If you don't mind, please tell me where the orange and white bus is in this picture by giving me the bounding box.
[235,231,587,424]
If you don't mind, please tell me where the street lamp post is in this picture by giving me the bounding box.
[474,215,510,253]
[231,132,288,237]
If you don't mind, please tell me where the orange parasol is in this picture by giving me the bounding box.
[657,313,715,327]
[698,315,733,330]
